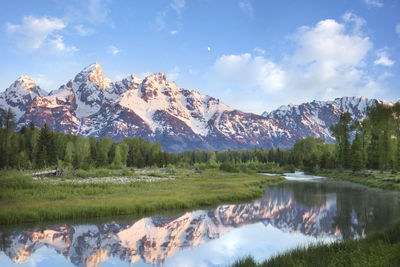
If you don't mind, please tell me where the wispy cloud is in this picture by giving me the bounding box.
[239,1,254,17]
[342,11,366,33]
[75,24,94,36]
[64,0,113,26]
[109,45,121,55]
[374,49,395,66]
[170,30,178,35]
[167,66,180,81]
[253,47,266,55]
[396,24,400,38]
[140,72,151,79]
[212,53,285,92]
[154,11,167,32]
[363,0,383,7]
[170,0,185,15]
[6,16,77,54]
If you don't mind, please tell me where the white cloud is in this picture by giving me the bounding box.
[109,45,121,55]
[75,24,94,36]
[87,0,110,23]
[253,47,266,55]
[208,46,211,52]
[167,66,180,81]
[170,0,185,14]
[287,16,374,100]
[112,72,129,81]
[140,72,151,79]
[396,24,400,38]
[49,35,78,52]
[374,50,395,66]
[6,16,67,51]
[363,0,383,7]
[63,0,112,26]
[31,74,54,91]
[154,11,167,32]
[209,13,387,111]
[170,30,178,35]
[212,53,286,91]
[342,12,366,33]
[239,1,254,17]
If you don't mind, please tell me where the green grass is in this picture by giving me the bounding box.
[231,220,400,267]
[312,169,400,192]
[0,169,283,225]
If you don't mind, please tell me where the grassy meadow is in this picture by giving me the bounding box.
[313,169,400,192]
[0,168,283,225]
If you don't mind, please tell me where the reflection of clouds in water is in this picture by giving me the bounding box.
[162,223,334,267]
[2,175,400,267]
[0,246,73,267]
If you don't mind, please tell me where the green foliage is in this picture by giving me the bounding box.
[1,102,400,174]
[330,112,352,169]
[35,124,57,168]
[351,133,364,172]
[231,220,400,267]
[0,170,283,224]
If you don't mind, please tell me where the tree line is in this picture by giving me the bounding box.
[291,102,400,172]
[0,101,399,172]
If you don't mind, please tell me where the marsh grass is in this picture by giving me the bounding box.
[313,169,400,192]
[0,169,283,225]
[231,220,400,267]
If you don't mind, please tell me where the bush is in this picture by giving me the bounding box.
[75,169,89,178]
[219,162,238,173]
[94,168,112,177]
[0,174,34,189]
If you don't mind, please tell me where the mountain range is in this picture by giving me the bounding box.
[1,188,342,267]
[0,62,388,151]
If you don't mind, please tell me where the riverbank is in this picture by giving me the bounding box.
[232,219,400,267]
[0,168,284,225]
[311,169,400,192]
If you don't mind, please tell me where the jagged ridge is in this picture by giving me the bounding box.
[0,62,387,151]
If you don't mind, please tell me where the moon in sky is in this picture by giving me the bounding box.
[207,46,211,52]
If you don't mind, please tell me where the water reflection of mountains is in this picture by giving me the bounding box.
[2,181,400,267]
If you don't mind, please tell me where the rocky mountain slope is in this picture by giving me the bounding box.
[262,97,382,142]
[0,62,384,151]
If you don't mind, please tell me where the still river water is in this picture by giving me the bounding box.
[1,172,400,267]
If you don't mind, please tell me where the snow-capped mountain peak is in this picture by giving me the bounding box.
[2,62,391,151]
[262,96,380,142]
[0,76,47,120]
[7,76,46,96]
[73,62,112,90]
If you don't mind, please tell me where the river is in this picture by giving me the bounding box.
[1,172,400,267]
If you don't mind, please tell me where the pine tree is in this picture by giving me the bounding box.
[35,124,57,168]
[36,124,49,168]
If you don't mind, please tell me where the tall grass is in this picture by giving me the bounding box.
[231,220,400,267]
[313,169,400,192]
[0,169,283,225]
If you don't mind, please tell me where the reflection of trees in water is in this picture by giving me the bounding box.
[276,181,400,240]
[1,180,399,266]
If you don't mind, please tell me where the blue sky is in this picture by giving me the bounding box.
[0,0,399,113]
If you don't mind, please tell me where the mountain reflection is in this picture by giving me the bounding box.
[1,180,400,267]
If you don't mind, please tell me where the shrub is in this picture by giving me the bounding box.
[75,169,89,178]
